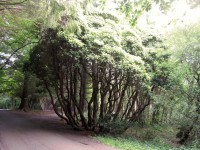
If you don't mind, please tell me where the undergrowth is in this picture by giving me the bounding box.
[95,124,199,150]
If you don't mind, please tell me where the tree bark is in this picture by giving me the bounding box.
[18,72,29,111]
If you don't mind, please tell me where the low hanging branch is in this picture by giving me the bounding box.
[0,7,23,11]
[0,0,28,6]
[0,0,28,11]
[0,41,38,70]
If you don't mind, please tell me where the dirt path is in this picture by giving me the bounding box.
[0,110,116,150]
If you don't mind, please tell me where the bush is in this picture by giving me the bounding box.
[0,95,20,109]
[98,117,131,134]
[96,135,173,150]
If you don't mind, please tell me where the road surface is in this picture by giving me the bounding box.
[0,110,116,150]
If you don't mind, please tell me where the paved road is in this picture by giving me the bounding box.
[0,110,116,150]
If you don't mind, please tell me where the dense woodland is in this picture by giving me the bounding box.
[0,0,199,149]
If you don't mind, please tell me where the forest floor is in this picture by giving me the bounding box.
[96,124,196,150]
[0,110,117,150]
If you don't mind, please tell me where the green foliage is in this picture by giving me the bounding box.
[161,22,200,145]
[27,0,158,132]
[0,94,21,109]
[0,69,21,95]
[120,0,153,26]
[0,2,39,70]
[96,124,199,150]
[96,136,173,150]
[30,1,149,78]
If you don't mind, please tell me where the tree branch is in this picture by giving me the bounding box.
[0,41,38,70]
[0,7,23,11]
[0,0,28,6]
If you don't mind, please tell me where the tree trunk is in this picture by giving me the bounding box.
[18,72,29,111]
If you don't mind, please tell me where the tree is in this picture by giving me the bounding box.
[27,0,157,132]
[167,22,200,145]
[0,0,44,110]
[0,0,41,70]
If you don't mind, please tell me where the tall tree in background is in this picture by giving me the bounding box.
[0,0,40,110]
[166,22,200,144]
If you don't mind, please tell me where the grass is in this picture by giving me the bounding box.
[95,124,199,150]
[96,136,173,150]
